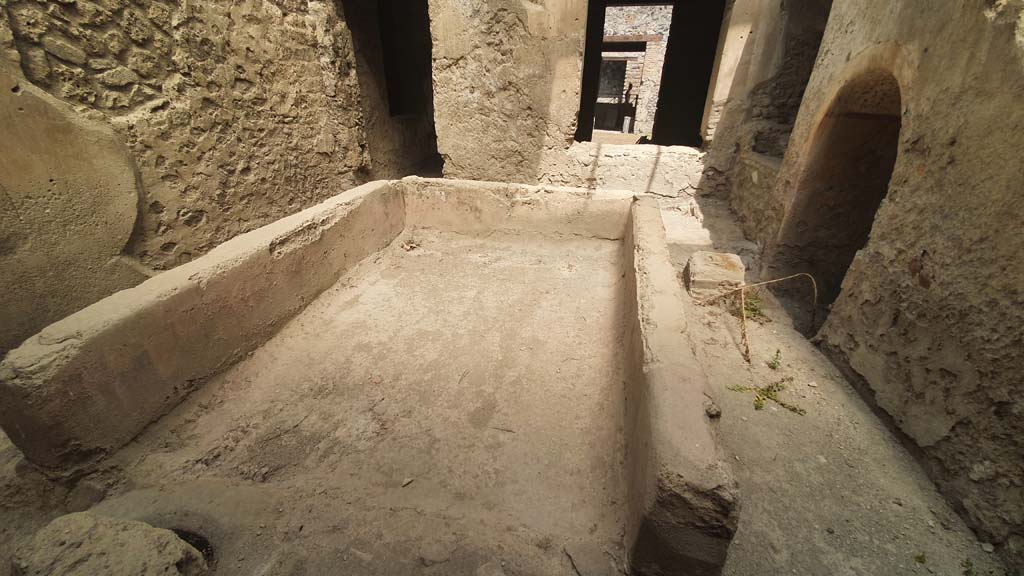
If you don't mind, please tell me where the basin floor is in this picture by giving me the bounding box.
[2,229,630,575]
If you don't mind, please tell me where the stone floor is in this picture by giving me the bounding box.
[660,195,1007,576]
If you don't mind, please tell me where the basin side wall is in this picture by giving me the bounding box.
[620,205,653,555]
[0,181,405,472]
[623,196,740,576]
[398,177,634,240]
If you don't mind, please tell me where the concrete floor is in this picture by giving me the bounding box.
[660,196,1007,576]
[0,229,632,576]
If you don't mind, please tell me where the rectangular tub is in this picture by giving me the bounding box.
[0,177,737,575]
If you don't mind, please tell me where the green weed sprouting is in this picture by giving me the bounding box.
[727,377,806,415]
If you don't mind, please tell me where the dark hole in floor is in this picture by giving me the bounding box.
[172,528,216,568]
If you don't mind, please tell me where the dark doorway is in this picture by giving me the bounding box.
[575,0,726,146]
[377,0,433,116]
[337,0,442,177]
[595,58,629,130]
[650,0,726,146]
[773,70,902,318]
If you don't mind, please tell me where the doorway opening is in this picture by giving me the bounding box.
[576,0,726,146]
[772,70,902,325]
[337,0,442,177]
[376,0,432,116]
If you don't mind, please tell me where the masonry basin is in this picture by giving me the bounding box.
[0,177,738,575]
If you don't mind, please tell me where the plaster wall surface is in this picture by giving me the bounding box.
[544,142,707,198]
[701,0,764,145]
[0,0,436,354]
[0,60,148,356]
[704,0,829,154]
[425,1,703,193]
[425,0,710,198]
[0,181,402,472]
[428,0,586,183]
[732,1,1024,568]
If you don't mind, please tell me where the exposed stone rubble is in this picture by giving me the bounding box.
[1,0,369,271]
[12,512,208,576]
[684,251,745,300]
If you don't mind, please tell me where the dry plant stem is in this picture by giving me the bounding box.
[739,288,751,363]
[697,273,820,331]
[697,273,819,361]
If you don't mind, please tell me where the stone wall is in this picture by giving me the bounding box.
[624,54,643,95]
[730,0,1024,569]
[0,0,431,354]
[2,0,371,271]
[702,0,830,239]
[703,0,802,150]
[428,0,587,183]
[726,151,782,244]
[426,1,690,185]
[545,142,706,198]
[603,4,672,37]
